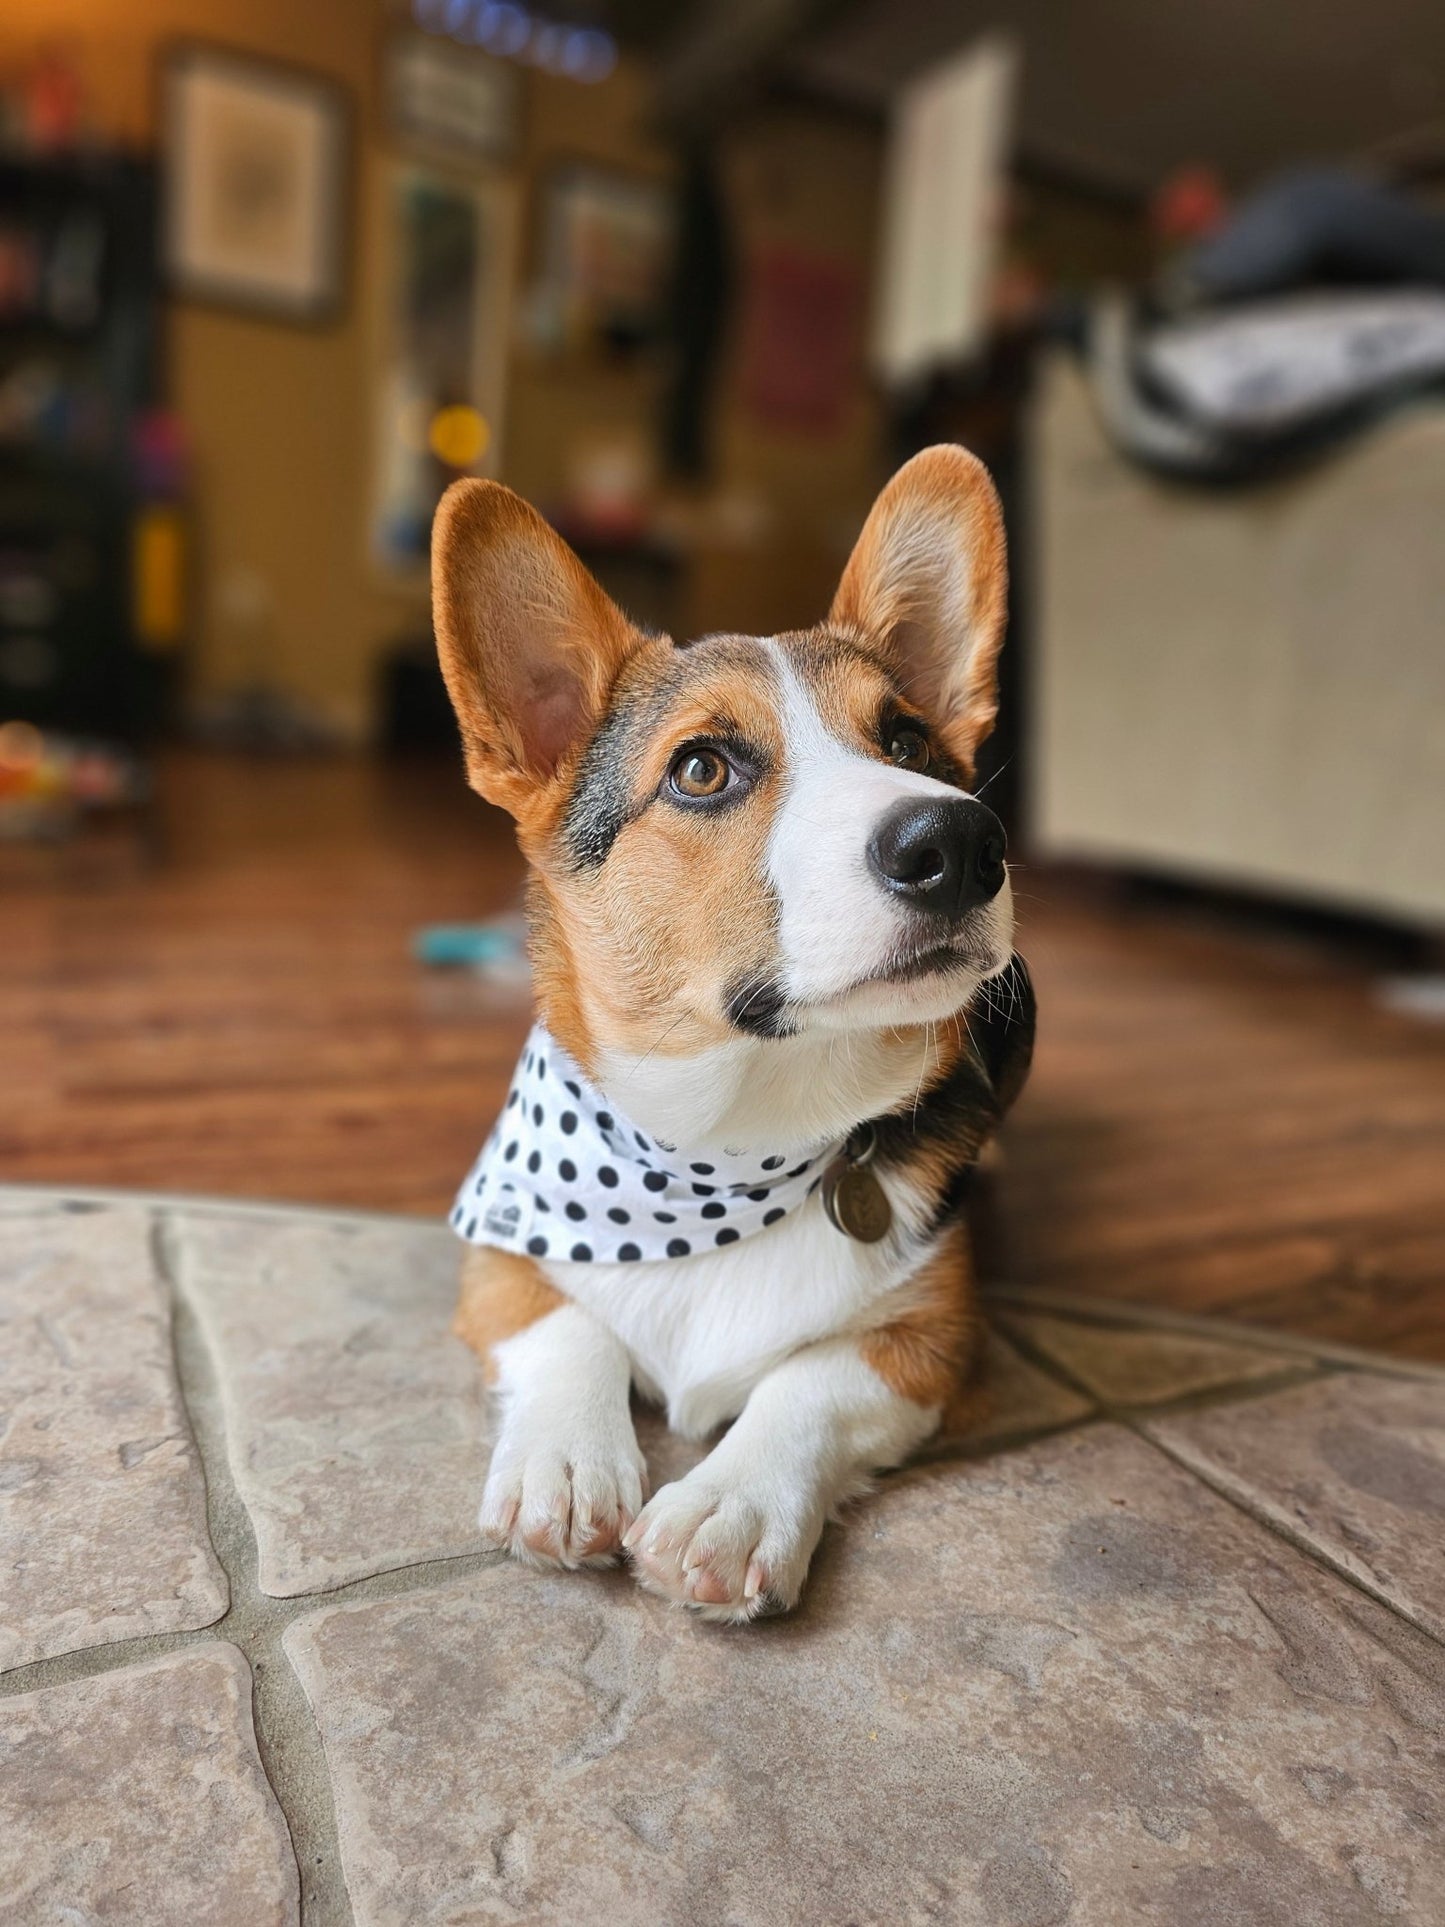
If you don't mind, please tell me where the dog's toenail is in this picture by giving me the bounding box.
[689,1568,733,1605]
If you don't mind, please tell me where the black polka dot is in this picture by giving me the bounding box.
[607,1207,630,1224]
[715,1227,739,1246]
[701,1201,726,1220]
[532,1103,544,1126]
[450,1204,462,1224]
[504,1141,518,1162]
[565,1201,587,1222]
[809,1176,822,1194]
[761,1155,784,1171]
[598,1166,619,1188]
[691,1183,716,1197]
[527,1151,541,1174]
[535,1195,550,1212]
[763,1207,785,1226]
[559,1159,577,1182]
[596,1110,614,1131]
[690,1162,715,1176]
[787,1162,811,1179]
[746,1187,769,1202]
[536,1058,546,1079]
[618,1242,641,1261]
[506,1090,519,1110]
[525,1051,534,1071]
[465,1216,477,1238]
[666,1238,691,1258]
[643,1170,667,1193]
[527,1235,548,1256]
[570,1242,592,1261]
[653,1211,676,1224]
[634,1131,650,1150]
[565,1079,581,1099]
[560,1111,578,1135]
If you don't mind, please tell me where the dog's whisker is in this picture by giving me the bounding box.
[973,755,1013,799]
[628,1008,691,1077]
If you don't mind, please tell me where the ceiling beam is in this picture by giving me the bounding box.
[652,0,858,134]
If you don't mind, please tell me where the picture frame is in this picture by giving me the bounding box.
[382,31,521,168]
[529,160,675,356]
[367,160,517,582]
[161,43,350,324]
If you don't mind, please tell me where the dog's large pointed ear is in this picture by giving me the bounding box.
[829,445,1007,777]
[432,479,642,818]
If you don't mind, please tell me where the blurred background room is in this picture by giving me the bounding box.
[2,0,1442,1358]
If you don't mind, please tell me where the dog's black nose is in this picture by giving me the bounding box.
[867,796,1007,921]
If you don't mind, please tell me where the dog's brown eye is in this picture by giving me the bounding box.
[887,726,929,772]
[671,748,730,798]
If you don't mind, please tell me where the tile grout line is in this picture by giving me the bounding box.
[0,1624,244,1701]
[911,1408,1096,1468]
[154,1211,356,1927]
[0,1537,516,1702]
[984,1281,1445,1384]
[1133,1422,1445,1655]
[990,1312,1334,1421]
[997,1318,1445,1655]
[0,1543,513,1702]
[0,1182,440,1232]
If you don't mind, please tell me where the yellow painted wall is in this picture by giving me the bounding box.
[2,3,892,730]
[2,0,416,737]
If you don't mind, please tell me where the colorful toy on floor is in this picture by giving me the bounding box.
[412,914,530,987]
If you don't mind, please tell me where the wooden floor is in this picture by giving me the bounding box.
[4,751,1442,1361]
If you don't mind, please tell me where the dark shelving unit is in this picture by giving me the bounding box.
[0,152,171,738]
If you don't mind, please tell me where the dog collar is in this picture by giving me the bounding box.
[450,1024,843,1264]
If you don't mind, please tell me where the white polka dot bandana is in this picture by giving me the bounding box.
[451,1025,841,1264]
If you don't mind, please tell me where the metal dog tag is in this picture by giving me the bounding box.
[822,1124,893,1244]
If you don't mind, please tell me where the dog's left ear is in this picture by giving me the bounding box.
[829,445,1007,777]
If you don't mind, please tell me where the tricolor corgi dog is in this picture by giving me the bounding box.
[434,445,1034,1622]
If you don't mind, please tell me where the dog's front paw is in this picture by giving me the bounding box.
[479,1431,647,1570]
[622,1472,820,1623]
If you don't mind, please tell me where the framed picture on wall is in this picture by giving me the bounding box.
[162,44,349,323]
[529,162,675,356]
[383,31,521,166]
[368,162,516,580]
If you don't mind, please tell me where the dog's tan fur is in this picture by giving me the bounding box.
[453,1247,565,1387]
[857,1219,982,1424]
[527,650,790,1066]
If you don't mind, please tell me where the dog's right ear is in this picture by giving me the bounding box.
[432,479,642,819]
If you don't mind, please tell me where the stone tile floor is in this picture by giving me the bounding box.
[1,1186,1442,1925]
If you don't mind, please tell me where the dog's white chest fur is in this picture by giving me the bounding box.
[544,1178,929,1436]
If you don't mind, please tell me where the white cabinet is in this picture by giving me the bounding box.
[1030,355,1445,927]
